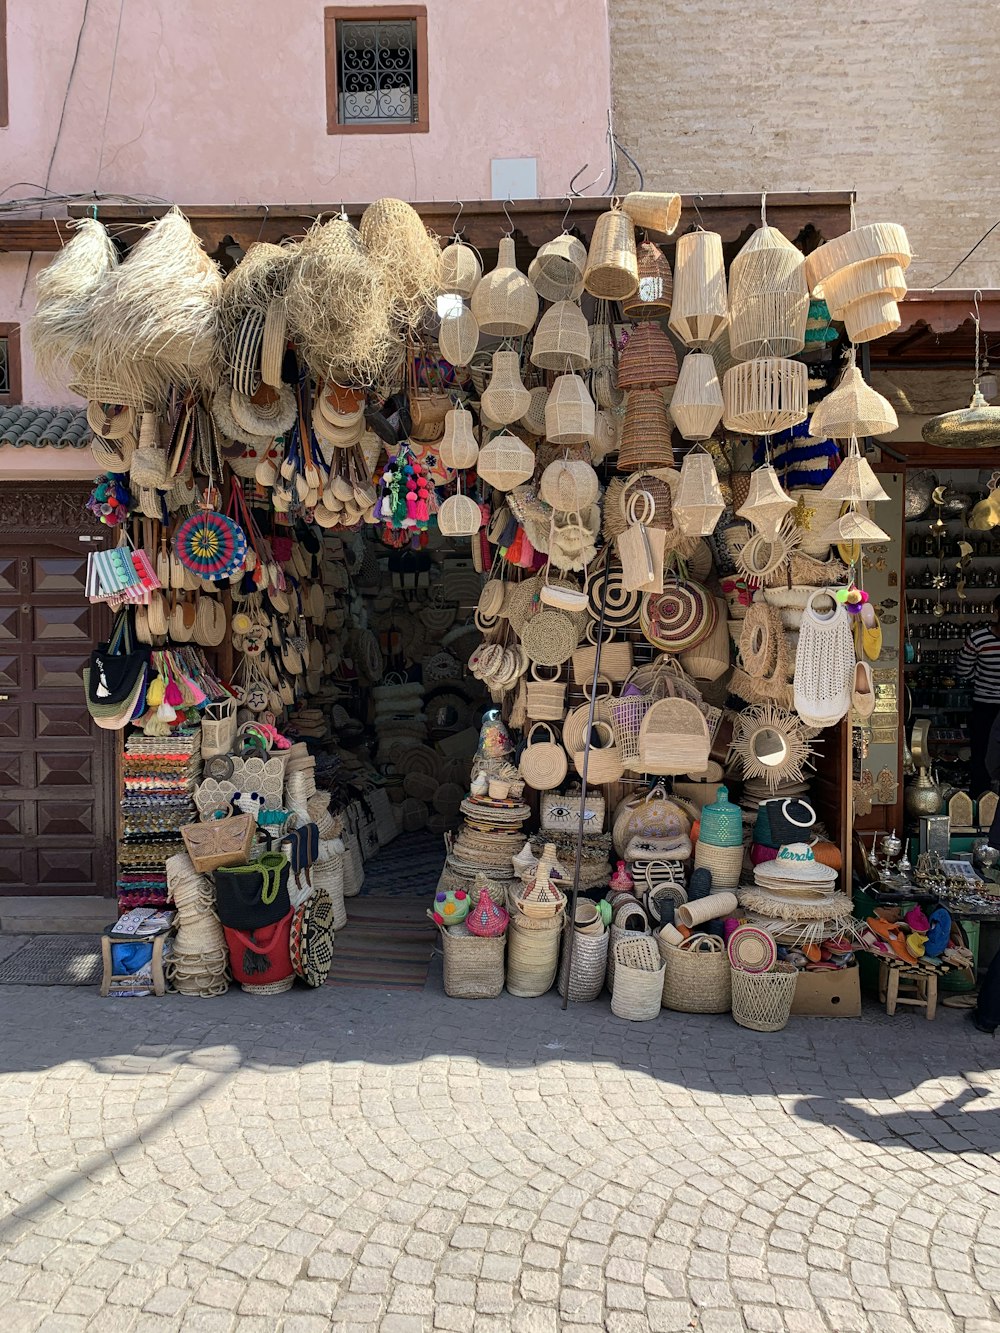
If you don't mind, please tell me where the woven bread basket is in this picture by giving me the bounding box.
[611,935,665,1020]
[584,209,639,301]
[658,933,731,1012]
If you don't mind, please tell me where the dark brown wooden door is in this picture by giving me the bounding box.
[0,500,116,895]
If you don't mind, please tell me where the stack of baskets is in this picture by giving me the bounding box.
[507,846,566,997]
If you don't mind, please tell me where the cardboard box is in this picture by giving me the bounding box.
[791,964,861,1017]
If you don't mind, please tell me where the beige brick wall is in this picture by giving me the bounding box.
[610,1,1000,287]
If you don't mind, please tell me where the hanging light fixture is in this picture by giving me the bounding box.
[923,292,1000,448]
[736,463,795,540]
[821,436,891,504]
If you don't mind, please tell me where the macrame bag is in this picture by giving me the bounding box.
[793,591,855,727]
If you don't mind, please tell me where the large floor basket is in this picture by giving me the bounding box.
[730,965,797,1032]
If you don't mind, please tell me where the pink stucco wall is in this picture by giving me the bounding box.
[1,0,613,468]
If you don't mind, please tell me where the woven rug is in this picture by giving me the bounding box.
[361,828,446,897]
[326,896,436,991]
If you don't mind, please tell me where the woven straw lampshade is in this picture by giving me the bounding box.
[617,389,673,473]
[617,321,678,390]
[670,351,723,440]
[728,225,808,361]
[821,258,907,318]
[669,231,728,349]
[481,350,531,425]
[519,384,549,437]
[817,502,890,546]
[540,457,600,511]
[809,357,898,439]
[477,432,535,491]
[584,210,639,301]
[528,234,587,302]
[531,300,591,371]
[621,191,682,237]
[736,464,795,540]
[674,446,725,536]
[439,405,479,469]
[438,492,483,536]
[439,240,482,299]
[821,438,890,503]
[622,241,673,320]
[545,373,596,445]
[804,223,911,293]
[723,358,808,435]
[437,303,480,367]
[471,236,539,337]
[842,295,902,344]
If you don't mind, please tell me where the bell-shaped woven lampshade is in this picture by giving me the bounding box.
[820,438,890,503]
[817,503,890,546]
[540,457,600,512]
[528,234,587,302]
[439,405,479,469]
[471,236,539,337]
[481,350,531,425]
[670,351,724,440]
[530,300,591,371]
[669,231,728,349]
[723,358,808,435]
[519,384,549,437]
[622,241,673,320]
[439,240,482,299]
[477,432,535,491]
[804,223,911,294]
[809,358,898,439]
[617,389,673,473]
[437,303,480,367]
[728,225,809,361]
[437,492,483,536]
[583,210,639,301]
[736,464,795,540]
[545,373,596,445]
[674,446,725,536]
[617,321,678,390]
[621,191,682,237]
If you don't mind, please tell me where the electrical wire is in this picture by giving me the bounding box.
[929,218,1000,290]
[43,0,93,193]
[95,0,128,189]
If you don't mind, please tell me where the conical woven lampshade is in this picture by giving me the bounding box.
[728,226,808,361]
[439,405,479,469]
[528,234,587,302]
[481,350,531,425]
[736,464,795,540]
[617,321,678,390]
[531,300,590,371]
[583,210,639,301]
[723,358,808,435]
[471,236,539,337]
[820,439,890,503]
[670,351,723,440]
[437,303,480,367]
[674,447,725,536]
[809,359,898,439]
[617,389,673,473]
[669,231,728,349]
[818,503,890,546]
[439,240,482,298]
[545,373,596,445]
[477,432,535,491]
[622,242,673,320]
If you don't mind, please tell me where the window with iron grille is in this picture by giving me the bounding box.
[325,7,429,135]
[0,325,19,404]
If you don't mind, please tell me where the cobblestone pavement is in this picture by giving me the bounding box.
[1,979,1000,1333]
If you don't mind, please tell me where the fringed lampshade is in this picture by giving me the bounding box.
[437,303,480,368]
[481,350,531,425]
[668,231,728,349]
[471,236,539,337]
[528,234,587,302]
[728,226,808,361]
[477,432,535,491]
[804,223,911,346]
[617,389,673,473]
[617,321,678,390]
[439,405,479,469]
[622,241,673,320]
[670,351,724,440]
[821,259,907,318]
[439,240,482,299]
[531,300,591,371]
[821,437,890,504]
[804,223,911,294]
[736,464,795,540]
[809,357,898,439]
[545,373,596,446]
[674,446,725,536]
[723,358,808,435]
[583,209,639,301]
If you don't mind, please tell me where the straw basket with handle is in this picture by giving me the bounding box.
[607,899,650,992]
[658,933,732,1012]
[518,723,568,790]
[181,814,255,874]
[433,920,506,999]
[571,718,624,784]
[525,663,567,721]
[611,935,665,1020]
[638,698,711,776]
[731,963,798,1032]
[558,924,609,1002]
[616,491,666,594]
[572,623,634,685]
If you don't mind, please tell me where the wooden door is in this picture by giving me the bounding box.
[0,485,116,895]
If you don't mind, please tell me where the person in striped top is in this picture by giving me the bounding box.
[956,594,1000,795]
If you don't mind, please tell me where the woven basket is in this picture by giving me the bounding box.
[525,663,567,721]
[572,627,633,685]
[571,719,624,784]
[545,373,596,446]
[607,900,650,989]
[528,233,588,302]
[313,844,348,931]
[584,210,639,301]
[728,225,808,360]
[471,235,538,337]
[622,241,673,320]
[617,322,678,390]
[618,389,673,472]
[506,911,562,997]
[731,964,798,1032]
[658,934,731,1012]
[482,349,531,425]
[691,839,744,891]
[437,922,506,999]
[518,723,568,790]
[532,300,591,371]
[181,815,255,873]
[611,935,665,1020]
[723,358,808,436]
[477,433,535,491]
[558,926,609,1002]
[621,191,682,237]
[679,598,730,681]
[675,891,739,930]
[520,609,577,668]
[638,698,710,776]
[669,231,728,350]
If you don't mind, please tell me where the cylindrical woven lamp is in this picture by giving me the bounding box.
[528,234,587,302]
[622,241,673,320]
[621,191,682,237]
[723,358,808,435]
[821,258,907,318]
[584,209,639,301]
[477,432,535,490]
[842,294,901,344]
[728,225,809,361]
[674,446,725,536]
[530,300,591,371]
[617,389,673,472]
[545,373,596,446]
[471,236,539,337]
[617,321,678,390]
[439,405,479,469]
[438,304,480,367]
[670,351,723,440]
[481,350,531,425]
[439,240,482,298]
[669,231,728,349]
[809,359,898,439]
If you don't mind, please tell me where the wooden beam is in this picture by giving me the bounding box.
[900,289,1000,334]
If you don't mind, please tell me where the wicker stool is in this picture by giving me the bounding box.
[879,960,938,1020]
[100,925,173,997]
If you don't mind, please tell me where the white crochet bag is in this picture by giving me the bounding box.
[793,591,855,727]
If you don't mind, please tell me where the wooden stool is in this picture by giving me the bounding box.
[100,926,173,997]
[878,959,938,1020]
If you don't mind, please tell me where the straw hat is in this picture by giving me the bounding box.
[230,384,296,437]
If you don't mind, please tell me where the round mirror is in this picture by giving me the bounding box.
[750,727,790,768]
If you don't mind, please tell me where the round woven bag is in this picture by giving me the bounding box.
[586,564,641,628]
[518,723,569,791]
[520,610,577,667]
[640,581,717,652]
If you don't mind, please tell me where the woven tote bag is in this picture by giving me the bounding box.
[638,698,710,776]
[793,590,855,727]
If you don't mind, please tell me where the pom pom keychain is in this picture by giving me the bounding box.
[835,583,869,614]
[86,473,131,526]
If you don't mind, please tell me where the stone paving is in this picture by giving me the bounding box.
[1,977,1000,1332]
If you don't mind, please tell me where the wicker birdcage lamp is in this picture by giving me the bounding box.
[471,236,539,337]
[723,357,808,435]
[674,446,725,536]
[530,300,591,372]
[481,349,531,426]
[670,350,723,440]
[728,225,809,361]
[545,372,596,446]
[439,405,479,469]
[668,231,728,350]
